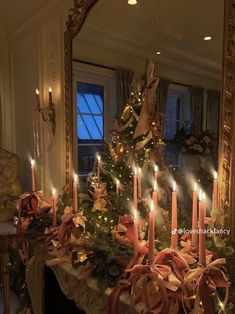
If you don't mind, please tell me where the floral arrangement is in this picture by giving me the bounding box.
[172,127,214,155]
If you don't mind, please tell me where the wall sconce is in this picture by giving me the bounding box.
[35,87,56,136]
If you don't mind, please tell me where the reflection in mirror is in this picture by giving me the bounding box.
[71,0,223,210]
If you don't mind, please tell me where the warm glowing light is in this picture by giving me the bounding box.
[173,181,176,192]
[52,188,56,196]
[150,200,154,212]
[134,167,137,175]
[154,165,159,172]
[154,181,157,191]
[156,51,161,55]
[31,159,35,167]
[35,89,39,95]
[203,192,206,201]
[204,36,212,41]
[97,154,101,162]
[74,174,78,183]
[133,209,137,220]
[218,300,224,310]
[49,86,52,93]
[214,171,218,180]
[199,189,203,202]
[194,182,197,192]
[138,167,141,175]
[116,178,120,186]
[128,0,137,5]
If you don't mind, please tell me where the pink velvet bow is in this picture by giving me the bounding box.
[184,258,230,314]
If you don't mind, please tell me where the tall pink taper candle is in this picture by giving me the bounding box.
[133,167,138,211]
[212,171,218,209]
[73,174,78,211]
[97,154,101,181]
[133,209,139,256]
[191,182,198,249]
[199,191,206,266]
[148,196,157,264]
[52,188,57,226]
[31,159,36,191]
[171,181,178,249]
[137,167,142,199]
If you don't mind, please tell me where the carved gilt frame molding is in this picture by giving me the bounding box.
[219,0,235,242]
[64,0,99,195]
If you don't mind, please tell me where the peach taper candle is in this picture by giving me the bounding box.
[171,181,178,249]
[73,174,78,212]
[199,190,206,266]
[191,182,198,249]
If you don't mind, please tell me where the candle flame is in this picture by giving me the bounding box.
[52,188,56,196]
[138,167,141,175]
[199,189,202,202]
[35,89,39,95]
[31,159,35,167]
[214,171,218,180]
[116,178,120,186]
[133,209,137,220]
[74,174,78,183]
[154,181,157,191]
[173,181,176,192]
[150,200,154,212]
[194,182,197,192]
[203,192,206,201]
[154,165,159,172]
[97,154,101,162]
[134,166,137,175]
[49,87,52,93]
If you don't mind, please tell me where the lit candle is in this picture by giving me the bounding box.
[199,190,206,266]
[52,188,57,226]
[73,174,78,211]
[212,171,218,209]
[133,209,139,256]
[137,167,142,199]
[35,89,40,110]
[31,159,36,191]
[97,154,101,181]
[133,167,138,211]
[191,182,198,249]
[49,87,53,105]
[152,181,158,211]
[171,181,178,249]
[154,165,159,182]
[116,178,120,195]
[148,200,156,264]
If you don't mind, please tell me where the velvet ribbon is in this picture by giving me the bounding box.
[184,258,230,314]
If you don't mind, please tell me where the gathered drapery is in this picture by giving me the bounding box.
[206,89,220,137]
[155,78,170,113]
[116,68,134,113]
[190,86,205,133]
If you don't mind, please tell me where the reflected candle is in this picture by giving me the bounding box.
[171,181,178,249]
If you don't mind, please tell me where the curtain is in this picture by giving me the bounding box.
[155,78,170,113]
[190,86,204,133]
[116,68,134,113]
[206,89,220,137]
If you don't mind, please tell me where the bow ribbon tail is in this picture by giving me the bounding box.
[198,274,215,314]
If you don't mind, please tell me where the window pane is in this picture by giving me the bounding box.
[164,120,180,140]
[84,94,102,114]
[77,115,91,140]
[79,114,103,140]
[77,94,90,113]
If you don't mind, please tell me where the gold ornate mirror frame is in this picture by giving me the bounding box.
[64,0,98,195]
[64,0,235,242]
[219,0,235,243]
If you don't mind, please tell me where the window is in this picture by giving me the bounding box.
[77,82,104,142]
[163,96,181,140]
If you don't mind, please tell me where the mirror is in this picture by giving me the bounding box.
[64,0,235,239]
[65,0,223,192]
